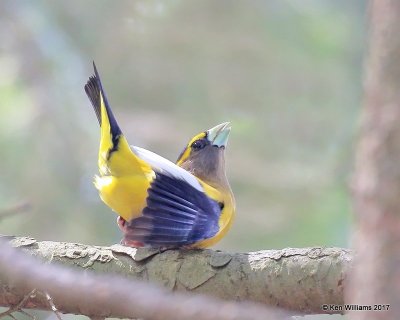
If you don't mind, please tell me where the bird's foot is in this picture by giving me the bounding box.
[120,238,145,248]
[117,217,145,247]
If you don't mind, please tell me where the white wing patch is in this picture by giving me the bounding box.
[132,146,203,192]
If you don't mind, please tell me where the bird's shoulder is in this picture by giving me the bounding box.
[132,145,203,191]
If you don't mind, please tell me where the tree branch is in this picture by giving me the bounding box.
[0,236,351,317]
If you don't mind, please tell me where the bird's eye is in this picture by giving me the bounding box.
[191,139,207,150]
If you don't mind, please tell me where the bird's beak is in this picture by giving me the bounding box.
[207,122,231,148]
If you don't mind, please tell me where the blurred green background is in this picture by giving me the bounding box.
[0,0,365,253]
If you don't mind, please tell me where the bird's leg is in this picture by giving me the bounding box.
[117,216,145,247]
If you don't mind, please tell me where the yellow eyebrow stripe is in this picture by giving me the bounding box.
[176,132,206,165]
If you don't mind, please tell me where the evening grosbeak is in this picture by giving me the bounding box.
[85,63,235,248]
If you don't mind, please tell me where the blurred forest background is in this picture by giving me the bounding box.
[0,0,366,253]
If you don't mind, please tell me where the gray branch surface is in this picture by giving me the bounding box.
[0,236,351,316]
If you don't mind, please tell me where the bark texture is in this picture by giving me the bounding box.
[0,236,351,316]
[350,1,400,319]
[0,239,286,320]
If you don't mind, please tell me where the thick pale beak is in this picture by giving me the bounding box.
[206,122,231,148]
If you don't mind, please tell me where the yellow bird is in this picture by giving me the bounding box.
[84,63,235,248]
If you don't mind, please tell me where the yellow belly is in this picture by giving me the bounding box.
[193,208,235,248]
[95,174,151,221]
[191,186,236,248]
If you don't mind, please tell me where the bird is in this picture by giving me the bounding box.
[84,62,235,248]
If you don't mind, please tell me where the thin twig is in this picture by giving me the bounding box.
[0,202,31,221]
[44,292,62,320]
[8,314,17,320]
[0,289,36,319]
[18,309,36,319]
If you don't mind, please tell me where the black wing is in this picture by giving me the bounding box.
[124,172,221,246]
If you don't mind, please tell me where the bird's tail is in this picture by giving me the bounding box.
[85,62,122,138]
[84,62,150,176]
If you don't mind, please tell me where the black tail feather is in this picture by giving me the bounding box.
[84,74,102,125]
[84,62,122,139]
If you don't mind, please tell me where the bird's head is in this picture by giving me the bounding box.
[176,122,231,187]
